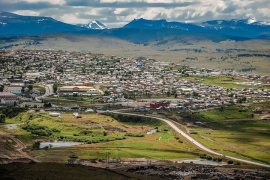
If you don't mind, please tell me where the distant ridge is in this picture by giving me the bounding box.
[123,18,270,38]
[0,11,270,40]
[0,11,87,35]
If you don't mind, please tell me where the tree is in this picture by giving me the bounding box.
[192,91,199,97]
[21,86,25,94]
[0,114,6,123]
[32,141,40,150]
[53,83,58,94]
[219,106,224,112]
[166,91,171,97]
[28,85,33,91]
[0,85,4,92]
[44,102,52,108]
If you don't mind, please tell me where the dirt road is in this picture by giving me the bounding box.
[0,129,39,162]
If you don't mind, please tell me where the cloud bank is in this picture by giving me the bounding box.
[0,0,269,27]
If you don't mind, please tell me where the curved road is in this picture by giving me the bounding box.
[107,111,270,168]
[35,84,54,102]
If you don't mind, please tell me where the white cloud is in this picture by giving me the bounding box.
[13,10,40,16]
[1,0,270,27]
[23,0,65,5]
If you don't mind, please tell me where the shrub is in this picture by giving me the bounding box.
[227,160,234,164]
[217,158,222,162]
[32,141,40,150]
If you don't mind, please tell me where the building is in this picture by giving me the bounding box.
[150,101,170,109]
[0,92,21,105]
[25,72,42,80]
[5,86,22,95]
[49,112,61,117]
[58,86,101,96]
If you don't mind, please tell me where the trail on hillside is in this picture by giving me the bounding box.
[0,129,39,163]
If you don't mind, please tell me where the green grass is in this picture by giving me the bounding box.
[200,106,253,121]
[5,111,201,162]
[179,105,270,164]
[31,132,199,162]
[182,76,264,89]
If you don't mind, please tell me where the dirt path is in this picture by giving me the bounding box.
[0,129,39,162]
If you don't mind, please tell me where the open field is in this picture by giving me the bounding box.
[3,111,201,162]
[182,76,269,89]
[175,105,270,164]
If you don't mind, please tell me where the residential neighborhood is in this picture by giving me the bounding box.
[0,49,269,110]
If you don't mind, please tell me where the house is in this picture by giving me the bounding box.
[49,112,61,117]
[58,86,101,96]
[5,86,23,95]
[25,72,42,80]
[73,112,81,118]
[150,101,170,109]
[0,92,21,105]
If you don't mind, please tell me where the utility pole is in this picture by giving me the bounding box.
[106,152,110,169]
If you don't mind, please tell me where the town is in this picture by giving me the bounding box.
[1,49,270,179]
[0,49,269,110]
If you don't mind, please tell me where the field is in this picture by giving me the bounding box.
[177,105,270,164]
[4,111,200,162]
[182,76,268,89]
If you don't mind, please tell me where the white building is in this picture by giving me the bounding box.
[0,92,21,105]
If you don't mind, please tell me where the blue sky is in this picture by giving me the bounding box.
[0,0,269,27]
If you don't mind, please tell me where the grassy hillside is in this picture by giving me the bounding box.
[4,111,200,162]
[178,104,270,164]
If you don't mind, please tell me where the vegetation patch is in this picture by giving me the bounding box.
[178,105,270,164]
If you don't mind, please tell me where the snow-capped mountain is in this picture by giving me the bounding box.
[77,20,107,29]
[123,18,270,38]
[1,11,270,40]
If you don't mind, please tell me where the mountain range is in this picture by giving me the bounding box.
[0,11,270,42]
[123,18,270,39]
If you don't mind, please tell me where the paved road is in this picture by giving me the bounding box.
[107,111,270,168]
[35,84,54,102]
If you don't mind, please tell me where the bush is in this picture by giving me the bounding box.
[32,141,40,150]
[0,114,5,123]
[200,154,207,159]
[227,160,234,164]
[125,133,145,137]
[110,114,162,126]
[217,158,222,162]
